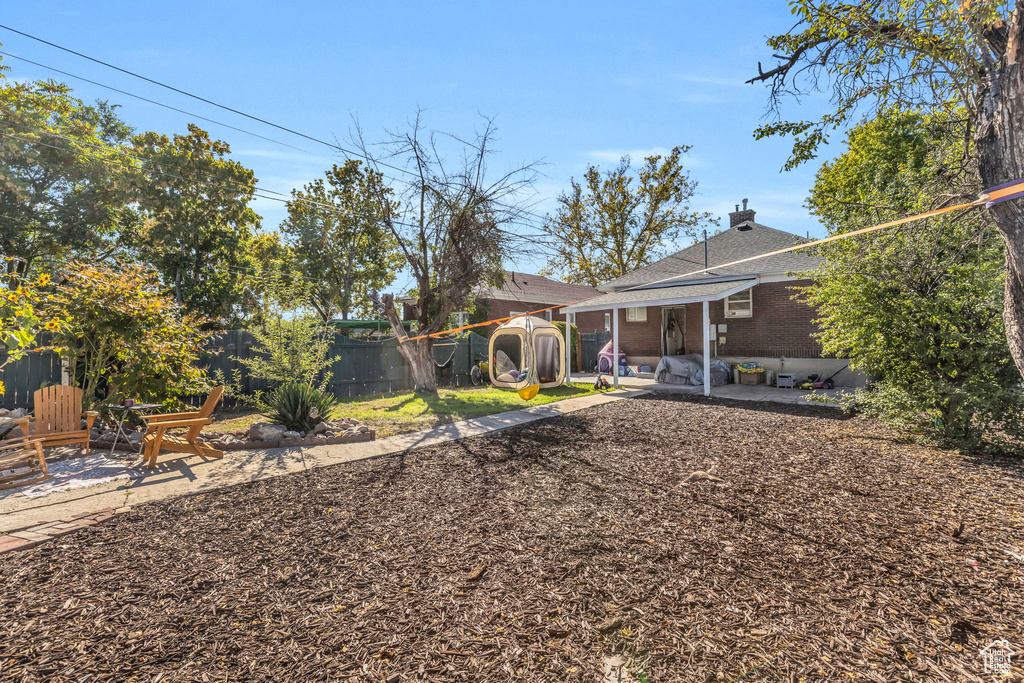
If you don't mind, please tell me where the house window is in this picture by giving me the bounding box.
[724,290,753,318]
[453,311,469,327]
[545,309,553,322]
[604,313,611,330]
[625,306,647,322]
[510,310,527,319]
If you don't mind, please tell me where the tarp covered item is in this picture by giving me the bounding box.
[655,354,730,387]
[489,316,565,393]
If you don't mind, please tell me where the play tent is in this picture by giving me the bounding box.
[488,316,566,394]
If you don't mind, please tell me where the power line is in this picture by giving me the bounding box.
[0,30,556,231]
[0,49,341,168]
[0,124,421,233]
[0,23,424,182]
[0,123,551,252]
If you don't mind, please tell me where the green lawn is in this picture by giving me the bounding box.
[211,383,601,439]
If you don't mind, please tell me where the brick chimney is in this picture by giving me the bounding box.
[729,198,756,228]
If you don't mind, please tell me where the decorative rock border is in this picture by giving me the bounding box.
[89,428,376,453]
[219,429,376,451]
[0,507,127,555]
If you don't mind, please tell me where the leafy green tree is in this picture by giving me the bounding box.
[800,110,1021,450]
[540,146,713,286]
[0,70,137,275]
[43,261,210,409]
[281,161,402,321]
[130,124,263,324]
[747,0,1024,379]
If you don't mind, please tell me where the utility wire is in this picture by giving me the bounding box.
[0,125,431,235]
[0,30,556,231]
[0,23,426,182]
[0,49,340,167]
[1,118,554,244]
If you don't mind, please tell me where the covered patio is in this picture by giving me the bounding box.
[570,372,844,406]
[560,278,757,396]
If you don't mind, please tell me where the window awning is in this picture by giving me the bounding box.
[560,278,756,313]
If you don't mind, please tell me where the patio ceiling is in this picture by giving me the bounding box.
[560,278,756,313]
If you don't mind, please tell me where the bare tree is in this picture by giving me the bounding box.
[747,1,1024,378]
[356,112,539,394]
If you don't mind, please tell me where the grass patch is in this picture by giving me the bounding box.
[210,383,601,438]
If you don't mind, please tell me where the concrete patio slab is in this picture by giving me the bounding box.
[0,387,648,534]
[570,373,846,406]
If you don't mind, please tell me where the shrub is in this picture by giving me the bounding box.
[802,109,1024,452]
[43,261,209,409]
[265,382,339,433]
[225,272,335,410]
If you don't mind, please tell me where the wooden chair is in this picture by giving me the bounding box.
[0,437,49,490]
[15,385,99,454]
[140,386,224,469]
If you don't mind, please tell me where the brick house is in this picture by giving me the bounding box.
[401,271,607,336]
[562,200,858,389]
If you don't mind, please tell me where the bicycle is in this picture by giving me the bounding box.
[469,354,490,386]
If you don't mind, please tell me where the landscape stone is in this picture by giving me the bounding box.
[248,423,287,442]
[282,430,301,439]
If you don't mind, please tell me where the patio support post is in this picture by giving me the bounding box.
[612,307,620,388]
[702,299,711,397]
[564,312,573,385]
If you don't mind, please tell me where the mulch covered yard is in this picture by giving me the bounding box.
[1,394,1022,682]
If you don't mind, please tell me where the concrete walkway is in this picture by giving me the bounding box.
[0,388,647,534]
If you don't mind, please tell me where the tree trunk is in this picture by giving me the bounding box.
[975,45,1024,379]
[380,293,438,394]
[405,339,438,394]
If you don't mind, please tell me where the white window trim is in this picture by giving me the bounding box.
[510,310,527,318]
[604,312,611,330]
[625,306,647,322]
[453,311,469,326]
[544,309,553,321]
[724,290,753,318]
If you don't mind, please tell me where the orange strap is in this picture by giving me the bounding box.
[397,180,1024,343]
[401,300,594,342]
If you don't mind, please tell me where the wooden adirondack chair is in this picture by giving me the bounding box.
[15,385,99,454]
[0,437,49,490]
[140,386,224,469]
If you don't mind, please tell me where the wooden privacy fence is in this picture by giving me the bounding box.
[579,331,612,374]
[1,327,594,408]
[0,348,63,409]
[198,330,497,401]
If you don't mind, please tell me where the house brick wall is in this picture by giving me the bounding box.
[614,307,664,356]
[482,299,605,336]
[705,280,823,358]
[594,280,824,360]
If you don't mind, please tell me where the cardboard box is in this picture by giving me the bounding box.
[739,370,763,385]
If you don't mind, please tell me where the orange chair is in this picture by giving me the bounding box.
[15,385,99,454]
[0,437,49,490]
[140,386,224,469]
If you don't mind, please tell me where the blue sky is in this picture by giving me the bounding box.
[3,1,841,277]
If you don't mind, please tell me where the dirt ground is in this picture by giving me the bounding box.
[1,394,1022,682]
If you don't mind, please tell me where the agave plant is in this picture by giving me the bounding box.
[265,382,340,433]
